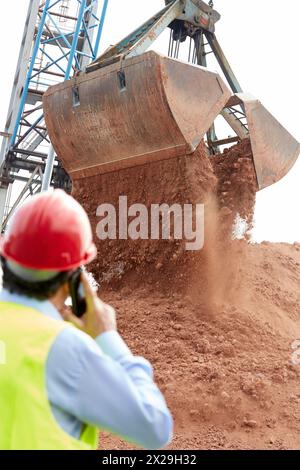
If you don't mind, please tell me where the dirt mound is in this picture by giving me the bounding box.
[99,242,300,450]
[73,140,300,449]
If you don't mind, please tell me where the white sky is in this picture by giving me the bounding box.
[0,0,299,242]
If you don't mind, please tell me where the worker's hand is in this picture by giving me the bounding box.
[62,272,117,338]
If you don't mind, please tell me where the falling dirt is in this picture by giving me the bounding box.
[211,138,257,237]
[73,140,217,284]
[72,140,300,449]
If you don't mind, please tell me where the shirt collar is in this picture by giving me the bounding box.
[0,288,63,321]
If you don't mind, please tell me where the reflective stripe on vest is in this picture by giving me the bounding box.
[0,301,98,450]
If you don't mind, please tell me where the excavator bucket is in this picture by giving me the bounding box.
[226,94,300,190]
[43,51,300,190]
[43,51,231,179]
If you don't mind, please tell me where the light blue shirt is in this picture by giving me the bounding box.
[0,289,173,449]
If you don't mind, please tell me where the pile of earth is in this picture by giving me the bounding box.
[99,241,300,450]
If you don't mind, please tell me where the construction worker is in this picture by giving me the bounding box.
[0,189,173,450]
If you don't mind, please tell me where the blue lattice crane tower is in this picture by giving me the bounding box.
[0,0,109,229]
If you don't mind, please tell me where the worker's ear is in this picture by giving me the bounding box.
[63,280,70,297]
[57,280,70,302]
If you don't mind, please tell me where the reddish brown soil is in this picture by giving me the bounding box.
[72,140,300,449]
[73,139,257,285]
[211,138,257,236]
[99,241,300,450]
[73,140,216,282]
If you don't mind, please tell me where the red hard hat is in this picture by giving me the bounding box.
[0,189,97,271]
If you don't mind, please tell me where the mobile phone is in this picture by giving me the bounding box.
[68,268,87,318]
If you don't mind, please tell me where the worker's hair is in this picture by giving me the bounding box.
[0,257,71,300]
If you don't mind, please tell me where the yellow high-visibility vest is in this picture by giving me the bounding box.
[0,301,98,450]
